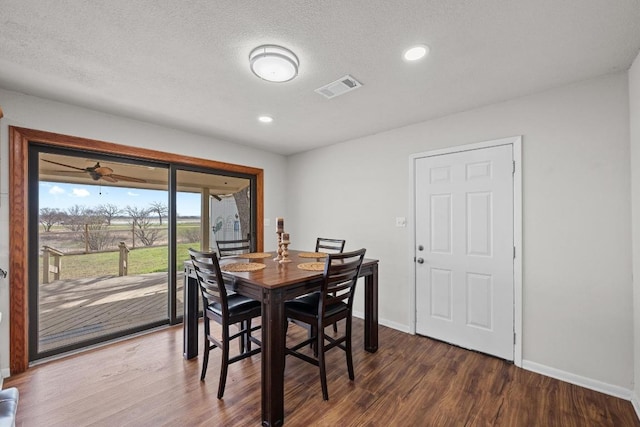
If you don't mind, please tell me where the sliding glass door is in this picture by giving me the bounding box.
[29,146,256,362]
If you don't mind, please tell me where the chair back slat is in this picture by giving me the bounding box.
[321,248,366,310]
[217,233,252,257]
[315,238,346,254]
[188,248,228,312]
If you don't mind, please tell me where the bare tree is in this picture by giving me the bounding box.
[63,205,92,232]
[39,207,64,232]
[85,219,115,251]
[63,205,113,251]
[97,203,121,226]
[149,201,168,225]
[125,205,159,246]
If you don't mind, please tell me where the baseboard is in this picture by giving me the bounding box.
[352,311,411,334]
[632,391,640,421]
[522,360,632,400]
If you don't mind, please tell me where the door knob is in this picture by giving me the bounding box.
[416,258,424,264]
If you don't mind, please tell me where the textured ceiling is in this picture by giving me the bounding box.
[1,0,639,155]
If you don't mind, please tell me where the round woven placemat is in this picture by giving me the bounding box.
[297,262,325,271]
[298,252,328,258]
[221,262,267,272]
[237,252,272,259]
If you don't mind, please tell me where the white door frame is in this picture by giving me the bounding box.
[408,136,523,367]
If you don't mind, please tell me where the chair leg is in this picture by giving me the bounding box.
[332,291,338,333]
[218,327,230,399]
[318,330,329,400]
[238,321,246,354]
[200,340,210,381]
[246,318,252,352]
[311,325,318,357]
[346,317,354,380]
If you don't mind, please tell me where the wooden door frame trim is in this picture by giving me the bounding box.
[8,126,264,374]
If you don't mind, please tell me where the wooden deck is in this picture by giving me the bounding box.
[38,272,185,353]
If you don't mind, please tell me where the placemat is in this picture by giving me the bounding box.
[298,252,328,258]
[221,262,267,272]
[297,262,325,271]
[237,252,272,259]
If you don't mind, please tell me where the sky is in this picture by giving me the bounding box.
[39,181,201,217]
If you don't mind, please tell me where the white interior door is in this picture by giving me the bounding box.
[415,144,514,360]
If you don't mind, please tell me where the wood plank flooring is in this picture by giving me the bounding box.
[4,319,639,426]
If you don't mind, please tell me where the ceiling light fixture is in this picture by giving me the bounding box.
[249,45,299,83]
[258,115,273,123]
[403,44,430,61]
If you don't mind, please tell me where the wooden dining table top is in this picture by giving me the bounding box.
[217,249,378,288]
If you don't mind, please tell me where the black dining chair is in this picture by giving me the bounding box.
[284,248,366,400]
[188,248,261,399]
[216,233,252,257]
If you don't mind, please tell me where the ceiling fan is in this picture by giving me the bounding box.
[42,159,147,183]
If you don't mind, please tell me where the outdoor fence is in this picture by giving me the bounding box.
[42,242,133,284]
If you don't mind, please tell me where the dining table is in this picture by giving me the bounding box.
[183,249,379,426]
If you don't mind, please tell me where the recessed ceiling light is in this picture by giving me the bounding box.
[258,115,273,123]
[403,44,430,61]
[249,45,299,83]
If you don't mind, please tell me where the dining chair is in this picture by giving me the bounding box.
[188,248,261,399]
[216,233,252,257]
[315,237,346,254]
[284,248,366,400]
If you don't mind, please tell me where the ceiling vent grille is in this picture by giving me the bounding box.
[314,75,362,99]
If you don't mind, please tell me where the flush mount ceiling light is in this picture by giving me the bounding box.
[403,44,430,61]
[258,115,273,123]
[249,45,299,82]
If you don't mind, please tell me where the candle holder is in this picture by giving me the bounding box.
[274,232,283,261]
[279,238,291,263]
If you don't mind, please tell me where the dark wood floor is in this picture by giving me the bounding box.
[5,319,639,426]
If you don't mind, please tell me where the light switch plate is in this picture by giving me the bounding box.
[395,217,406,227]
[264,218,271,227]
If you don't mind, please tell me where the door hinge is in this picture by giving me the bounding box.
[513,246,516,259]
[514,332,516,345]
[512,160,516,174]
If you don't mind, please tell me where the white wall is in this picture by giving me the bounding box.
[629,51,640,412]
[0,88,288,377]
[287,72,634,391]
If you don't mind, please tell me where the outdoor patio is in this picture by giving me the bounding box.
[38,271,186,353]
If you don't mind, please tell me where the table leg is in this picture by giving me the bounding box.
[261,289,285,427]
[364,263,379,353]
[183,272,199,359]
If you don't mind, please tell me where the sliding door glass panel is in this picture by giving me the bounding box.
[34,150,170,358]
[174,169,251,317]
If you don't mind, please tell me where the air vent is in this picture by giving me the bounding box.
[314,75,362,99]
